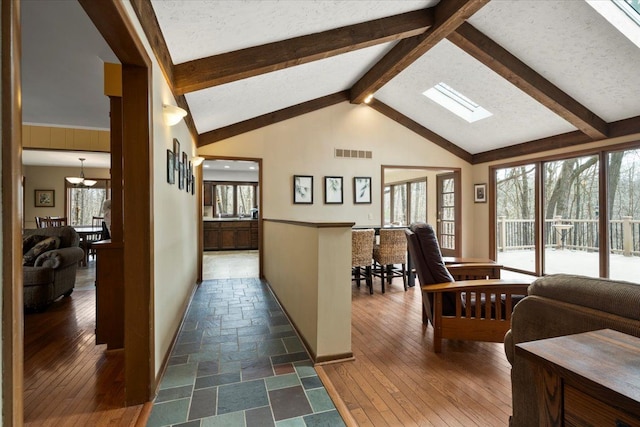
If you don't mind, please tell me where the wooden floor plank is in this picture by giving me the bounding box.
[23,287,143,426]
[321,277,514,427]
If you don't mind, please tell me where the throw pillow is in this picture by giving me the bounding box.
[23,236,61,266]
[23,234,47,255]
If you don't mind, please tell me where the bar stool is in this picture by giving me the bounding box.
[352,229,375,294]
[373,228,407,293]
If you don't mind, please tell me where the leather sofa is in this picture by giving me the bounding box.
[23,226,85,311]
[504,274,640,426]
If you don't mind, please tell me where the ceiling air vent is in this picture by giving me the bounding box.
[335,148,372,159]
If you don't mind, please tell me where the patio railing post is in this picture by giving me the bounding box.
[499,216,506,252]
[623,216,632,257]
[554,216,562,249]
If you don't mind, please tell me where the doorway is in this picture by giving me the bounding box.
[382,166,461,256]
[201,158,263,280]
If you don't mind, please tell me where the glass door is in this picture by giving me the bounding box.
[436,172,459,257]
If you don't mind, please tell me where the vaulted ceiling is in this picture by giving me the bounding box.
[21,0,640,165]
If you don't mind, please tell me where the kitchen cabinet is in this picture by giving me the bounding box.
[203,182,214,206]
[204,219,258,250]
[93,240,124,349]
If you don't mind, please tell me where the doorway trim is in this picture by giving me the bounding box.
[76,0,155,404]
[199,156,264,279]
[2,0,25,423]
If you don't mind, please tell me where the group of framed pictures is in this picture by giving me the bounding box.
[293,175,371,205]
[167,138,195,195]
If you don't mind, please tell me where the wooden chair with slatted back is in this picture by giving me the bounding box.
[35,216,49,228]
[405,222,531,353]
[48,217,67,227]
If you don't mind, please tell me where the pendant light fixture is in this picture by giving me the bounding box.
[66,158,97,187]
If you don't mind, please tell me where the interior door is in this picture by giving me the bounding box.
[436,172,460,257]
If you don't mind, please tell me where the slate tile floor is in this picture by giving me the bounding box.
[147,277,345,427]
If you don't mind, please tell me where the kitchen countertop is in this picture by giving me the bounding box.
[203,217,257,222]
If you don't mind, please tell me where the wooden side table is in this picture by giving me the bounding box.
[516,329,640,427]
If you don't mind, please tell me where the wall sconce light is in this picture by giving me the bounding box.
[192,156,205,166]
[163,104,188,126]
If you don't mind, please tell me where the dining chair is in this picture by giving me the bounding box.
[48,217,68,227]
[35,216,48,228]
[352,229,375,294]
[372,228,407,293]
[86,216,105,260]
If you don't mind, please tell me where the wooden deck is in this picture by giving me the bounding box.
[23,288,145,426]
[318,279,513,426]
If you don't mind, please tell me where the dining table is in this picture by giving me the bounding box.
[72,225,103,266]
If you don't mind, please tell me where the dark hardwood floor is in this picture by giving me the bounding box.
[318,278,513,427]
[23,280,144,426]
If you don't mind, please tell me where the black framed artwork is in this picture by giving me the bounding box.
[324,176,343,204]
[293,175,313,204]
[173,138,180,170]
[166,149,175,184]
[353,177,371,204]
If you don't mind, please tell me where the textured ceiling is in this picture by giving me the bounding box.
[151,0,436,63]
[469,0,640,122]
[20,0,640,162]
[186,42,394,132]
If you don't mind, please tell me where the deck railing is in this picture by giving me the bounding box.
[497,216,640,256]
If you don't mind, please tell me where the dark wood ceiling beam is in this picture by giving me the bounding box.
[472,115,640,164]
[369,99,473,163]
[174,10,434,95]
[448,22,609,140]
[198,91,350,147]
[350,0,489,104]
[129,0,198,141]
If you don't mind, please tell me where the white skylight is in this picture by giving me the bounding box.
[423,82,492,123]
[587,0,640,49]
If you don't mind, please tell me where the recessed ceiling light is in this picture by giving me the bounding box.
[423,82,492,123]
[249,166,256,170]
[204,164,210,168]
[224,165,230,169]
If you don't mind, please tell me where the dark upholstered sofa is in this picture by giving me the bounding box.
[23,226,85,311]
[504,274,640,426]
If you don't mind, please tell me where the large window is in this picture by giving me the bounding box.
[211,182,257,217]
[543,155,599,276]
[383,178,426,226]
[492,144,640,281]
[608,148,640,280]
[66,179,110,225]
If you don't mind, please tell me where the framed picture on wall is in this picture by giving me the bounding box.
[34,189,55,207]
[166,149,175,184]
[173,138,180,170]
[293,175,313,204]
[353,177,371,204]
[474,183,487,203]
[324,176,343,204]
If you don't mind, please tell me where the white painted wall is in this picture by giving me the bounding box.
[123,3,199,378]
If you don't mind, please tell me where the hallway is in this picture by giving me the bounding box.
[146,251,343,426]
